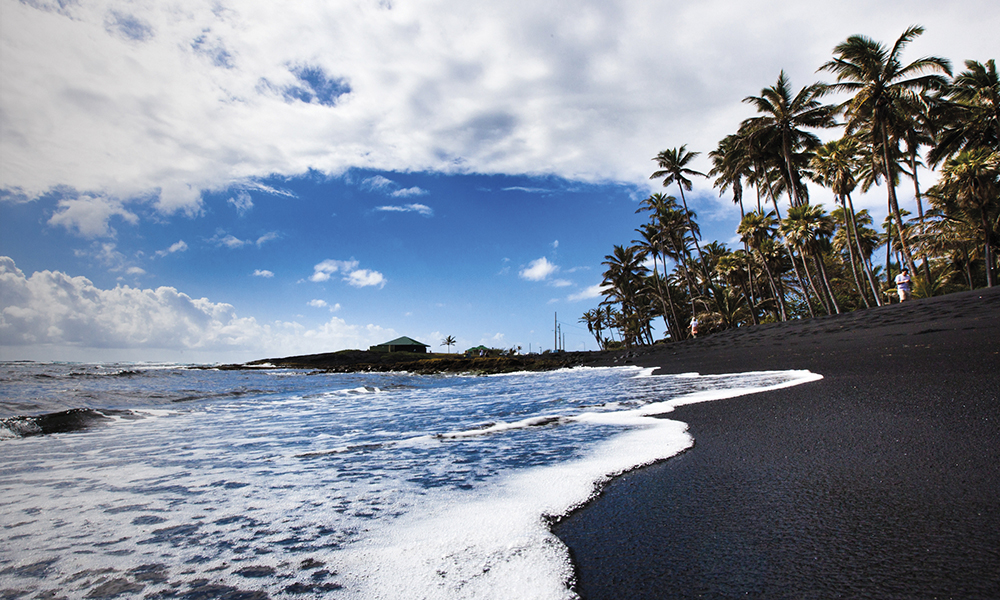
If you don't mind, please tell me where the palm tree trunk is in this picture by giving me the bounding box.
[908,151,935,288]
[763,176,814,317]
[798,249,829,314]
[839,196,870,308]
[677,185,712,284]
[814,251,840,314]
[648,252,674,337]
[743,241,760,325]
[846,194,882,306]
[981,208,995,287]
[757,251,786,321]
[881,125,921,280]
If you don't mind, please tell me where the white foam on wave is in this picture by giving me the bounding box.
[332,368,823,600]
[0,366,822,600]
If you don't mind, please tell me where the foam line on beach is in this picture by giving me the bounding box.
[332,369,823,600]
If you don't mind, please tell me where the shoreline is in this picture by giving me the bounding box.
[554,286,1000,599]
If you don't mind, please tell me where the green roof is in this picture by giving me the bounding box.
[376,336,429,347]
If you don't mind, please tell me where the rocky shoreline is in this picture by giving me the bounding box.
[217,348,611,375]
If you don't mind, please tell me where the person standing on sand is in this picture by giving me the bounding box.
[690,317,699,338]
[895,268,913,302]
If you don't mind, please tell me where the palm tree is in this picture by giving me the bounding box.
[601,245,651,347]
[633,221,684,341]
[441,335,457,353]
[819,25,952,285]
[709,134,754,217]
[741,71,838,208]
[930,59,1000,165]
[650,145,711,278]
[811,137,882,305]
[738,210,788,320]
[781,204,841,314]
[579,309,606,350]
[927,149,1000,287]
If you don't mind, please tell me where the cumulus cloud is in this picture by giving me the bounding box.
[0,256,392,361]
[209,230,280,249]
[567,283,606,302]
[212,233,248,249]
[252,269,274,278]
[309,259,358,282]
[1,0,993,237]
[310,259,386,288]
[308,299,341,311]
[344,269,385,288]
[0,255,259,350]
[47,195,138,238]
[375,203,433,216]
[519,257,558,282]
[156,240,188,257]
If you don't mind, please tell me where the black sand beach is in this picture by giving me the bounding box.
[558,287,1000,599]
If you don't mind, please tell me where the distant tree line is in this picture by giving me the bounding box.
[583,27,998,349]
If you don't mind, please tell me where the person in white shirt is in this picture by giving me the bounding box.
[895,268,912,302]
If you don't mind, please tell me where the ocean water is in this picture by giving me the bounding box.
[0,362,821,599]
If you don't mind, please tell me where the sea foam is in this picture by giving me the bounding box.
[0,364,820,599]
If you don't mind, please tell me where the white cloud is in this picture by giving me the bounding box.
[156,240,188,257]
[309,259,359,282]
[213,233,248,249]
[308,299,341,311]
[375,203,433,216]
[255,231,281,246]
[551,279,573,287]
[0,256,392,362]
[519,257,558,282]
[344,269,385,289]
[568,283,606,302]
[47,195,138,238]
[253,269,274,278]
[362,176,395,192]
[209,231,278,249]
[309,259,385,288]
[391,187,428,198]
[228,191,254,215]
[2,0,995,237]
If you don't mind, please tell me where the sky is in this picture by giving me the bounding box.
[1,0,997,363]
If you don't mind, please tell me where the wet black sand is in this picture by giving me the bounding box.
[557,287,1000,599]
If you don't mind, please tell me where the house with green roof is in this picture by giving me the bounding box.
[369,336,430,353]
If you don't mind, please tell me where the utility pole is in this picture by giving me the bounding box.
[554,312,558,352]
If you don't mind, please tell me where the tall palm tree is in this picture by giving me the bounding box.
[633,222,682,340]
[650,145,711,278]
[811,137,882,305]
[927,149,1000,287]
[709,134,753,217]
[929,59,1000,165]
[781,204,839,315]
[819,25,951,285]
[741,71,838,208]
[738,210,788,320]
[601,245,651,347]
[441,335,457,353]
[579,310,606,350]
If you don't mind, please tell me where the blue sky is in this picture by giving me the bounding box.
[1,0,996,362]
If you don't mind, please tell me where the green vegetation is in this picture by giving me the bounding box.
[591,27,997,346]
